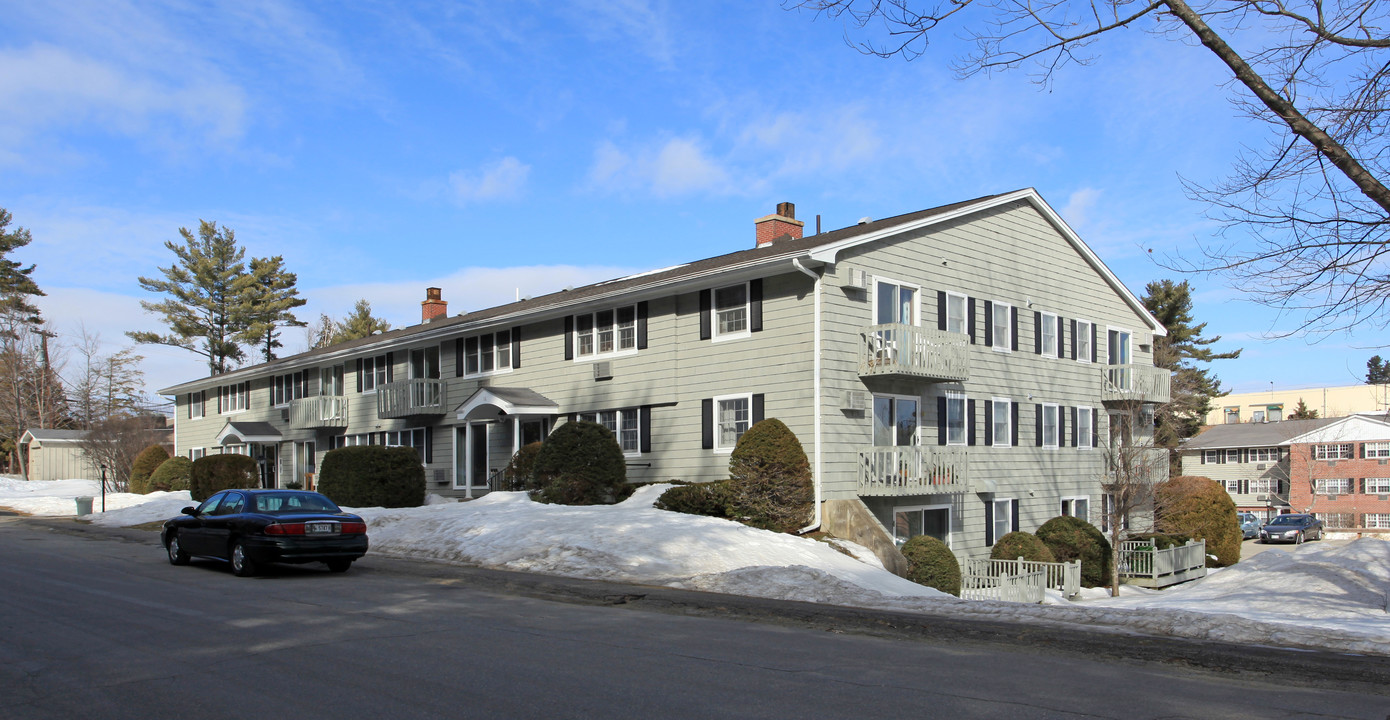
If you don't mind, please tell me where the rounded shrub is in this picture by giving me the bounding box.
[318,445,426,508]
[655,481,731,518]
[1155,475,1241,567]
[149,456,192,493]
[189,454,259,502]
[532,421,627,505]
[725,418,814,533]
[501,442,546,492]
[1037,516,1112,587]
[990,531,1056,563]
[901,535,960,597]
[129,445,170,495]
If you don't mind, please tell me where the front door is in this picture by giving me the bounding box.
[296,441,316,490]
[256,444,278,488]
[470,423,489,489]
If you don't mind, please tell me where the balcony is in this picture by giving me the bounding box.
[858,446,971,496]
[859,324,969,382]
[288,395,348,429]
[378,379,446,419]
[1104,447,1171,486]
[1101,364,1171,405]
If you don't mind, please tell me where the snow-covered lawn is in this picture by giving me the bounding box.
[5,477,1387,655]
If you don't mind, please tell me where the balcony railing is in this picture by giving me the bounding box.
[859,324,969,382]
[1103,446,1171,485]
[858,445,970,495]
[1101,363,1172,404]
[288,395,348,429]
[377,379,446,418]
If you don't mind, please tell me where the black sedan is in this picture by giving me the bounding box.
[162,489,368,576]
[1258,513,1324,544]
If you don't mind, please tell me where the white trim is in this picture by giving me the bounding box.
[791,257,823,534]
[711,281,752,343]
[1041,403,1060,448]
[991,497,1015,542]
[872,393,922,447]
[1075,319,1092,363]
[712,392,753,454]
[1040,311,1058,357]
[990,396,1011,448]
[945,391,967,446]
[991,300,1012,352]
[1286,415,1390,444]
[871,275,921,326]
[1077,407,1094,449]
[578,408,643,457]
[944,291,968,336]
[1106,326,1133,366]
[570,304,641,361]
[1060,495,1090,523]
[892,502,953,548]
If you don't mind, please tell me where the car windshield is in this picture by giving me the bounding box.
[1267,516,1303,526]
[254,493,340,514]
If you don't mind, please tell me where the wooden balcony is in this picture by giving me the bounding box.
[1104,447,1171,486]
[1101,364,1172,405]
[288,395,348,429]
[378,379,446,418]
[858,446,971,496]
[859,324,969,382]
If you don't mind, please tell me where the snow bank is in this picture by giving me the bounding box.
[0,477,185,518]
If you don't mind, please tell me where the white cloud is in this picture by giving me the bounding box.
[449,157,532,203]
[1061,187,1103,230]
[586,136,732,197]
[563,0,676,67]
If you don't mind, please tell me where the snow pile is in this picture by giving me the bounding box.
[0,476,184,518]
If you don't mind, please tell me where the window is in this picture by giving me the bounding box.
[1364,442,1390,459]
[1060,497,1089,522]
[1040,312,1057,356]
[361,355,389,392]
[893,504,950,546]
[876,280,916,326]
[218,382,249,413]
[1203,449,1225,464]
[1365,513,1390,529]
[991,398,1011,447]
[1077,407,1093,449]
[1040,403,1059,448]
[1249,478,1277,494]
[320,365,344,396]
[715,395,751,451]
[990,498,1014,545]
[331,428,429,462]
[945,392,966,446]
[874,396,919,447]
[1365,477,1390,494]
[945,292,968,335]
[189,448,205,461]
[1313,478,1353,495]
[1224,408,1240,424]
[1313,444,1354,460]
[1100,494,1129,533]
[578,408,642,455]
[1224,478,1248,494]
[1251,447,1279,462]
[466,331,512,375]
[573,307,636,359]
[1314,512,1353,529]
[1076,320,1092,363]
[188,391,205,418]
[991,301,1011,351]
[271,370,309,407]
[714,283,749,339]
[1225,449,1241,464]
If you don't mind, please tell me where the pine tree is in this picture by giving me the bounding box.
[1367,356,1390,385]
[236,255,307,362]
[129,221,254,375]
[0,208,45,324]
[333,299,391,343]
[1142,280,1242,452]
[1288,398,1319,420]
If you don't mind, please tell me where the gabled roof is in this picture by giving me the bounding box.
[1284,414,1390,444]
[1183,418,1342,450]
[20,429,87,444]
[160,188,1164,395]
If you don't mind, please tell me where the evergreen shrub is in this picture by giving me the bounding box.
[1126,532,1192,550]
[989,531,1056,563]
[1155,475,1241,567]
[148,456,192,493]
[725,418,813,533]
[129,445,170,495]
[655,481,731,518]
[317,445,426,508]
[501,442,546,492]
[901,535,960,597]
[532,421,627,505]
[189,454,259,502]
[1037,516,1112,587]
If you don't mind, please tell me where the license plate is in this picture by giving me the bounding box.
[306,522,338,534]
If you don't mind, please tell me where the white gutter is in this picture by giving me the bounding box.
[792,258,822,534]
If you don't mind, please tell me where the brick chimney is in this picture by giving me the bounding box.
[754,202,804,247]
[422,287,447,323]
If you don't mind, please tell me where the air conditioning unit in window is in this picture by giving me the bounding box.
[1256,494,1269,502]
[843,390,871,412]
[593,361,613,380]
[845,267,870,292]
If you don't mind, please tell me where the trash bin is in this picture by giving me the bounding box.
[75,496,93,516]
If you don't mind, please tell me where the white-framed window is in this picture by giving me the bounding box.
[1041,403,1059,448]
[713,283,750,340]
[271,370,309,407]
[991,397,1011,447]
[1101,493,1130,534]
[945,392,966,446]
[876,279,917,326]
[218,382,249,414]
[573,307,637,359]
[578,408,642,455]
[873,395,920,447]
[991,301,1011,351]
[320,365,345,396]
[466,330,512,375]
[1314,512,1353,529]
[945,292,968,335]
[1040,311,1058,357]
[1251,447,1279,462]
[1076,320,1092,363]
[1224,408,1239,424]
[893,503,951,547]
[991,498,1014,544]
[361,355,389,392]
[1060,496,1089,522]
[714,393,752,452]
[1313,478,1354,494]
[189,391,205,419]
[1077,407,1093,449]
[1364,477,1390,493]
[1224,478,1247,494]
[223,444,248,456]
[1225,449,1241,464]
[331,428,428,462]
[1250,477,1277,494]
[1365,513,1390,529]
[1203,449,1225,464]
[1364,442,1390,459]
[1314,443,1355,460]
[189,447,205,461]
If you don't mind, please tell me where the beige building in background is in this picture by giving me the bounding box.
[1204,384,1390,426]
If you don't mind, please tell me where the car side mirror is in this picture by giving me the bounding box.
[182,507,200,517]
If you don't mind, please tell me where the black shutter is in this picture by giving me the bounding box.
[455,338,463,377]
[356,359,363,392]
[564,316,574,360]
[967,399,977,446]
[1035,404,1043,447]
[1010,306,1019,351]
[1010,500,1019,534]
[1011,402,1020,446]
[385,352,394,383]
[425,427,434,465]
[699,289,712,340]
[1059,406,1067,446]
[1091,324,1098,363]
[1091,411,1098,449]
[1071,407,1079,448]
[1034,311,1043,354]
[637,301,649,350]
[1070,319,1077,360]
[749,279,763,332]
[937,396,948,446]
[985,501,995,546]
[640,406,652,454]
[465,337,478,375]
[1057,316,1066,358]
[701,399,714,449]
[511,326,521,369]
[752,393,765,424]
[967,297,976,344]
[984,401,994,446]
[983,301,994,346]
[937,290,946,331]
[186,393,192,419]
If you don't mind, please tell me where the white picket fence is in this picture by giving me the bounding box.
[959,557,1082,603]
[1117,539,1207,588]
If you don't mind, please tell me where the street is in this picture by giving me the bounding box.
[2,517,1387,719]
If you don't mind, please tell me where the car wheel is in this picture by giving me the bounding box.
[1316,528,1324,540]
[166,534,189,566]
[326,559,352,573]
[230,540,257,577]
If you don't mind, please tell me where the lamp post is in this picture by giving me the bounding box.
[99,464,108,513]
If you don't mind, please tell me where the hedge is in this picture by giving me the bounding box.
[1036,516,1112,587]
[1155,475,1241,567]
[149,456,192,493]
[317,445,426,508]
[129,445,170,495]
[189,454,259,502]
[901,535,960,597]
[655,481,732,519]
[990,531,1056,563]
[725,418,813,533]
[532,421,627,505]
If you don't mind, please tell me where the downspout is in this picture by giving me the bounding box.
[792,258,822,534]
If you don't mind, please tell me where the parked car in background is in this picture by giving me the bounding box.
[1258,514,1323,544]
[162,489,368,577]
[1238,512,1262,540]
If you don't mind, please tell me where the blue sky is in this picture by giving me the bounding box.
[0,0,1376,400]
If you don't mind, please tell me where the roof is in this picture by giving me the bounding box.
[1182,418,1342,450]
[215,421,283,445]
[160,188,1166,395]
[20,429,87,444]
[455,387,560,421]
